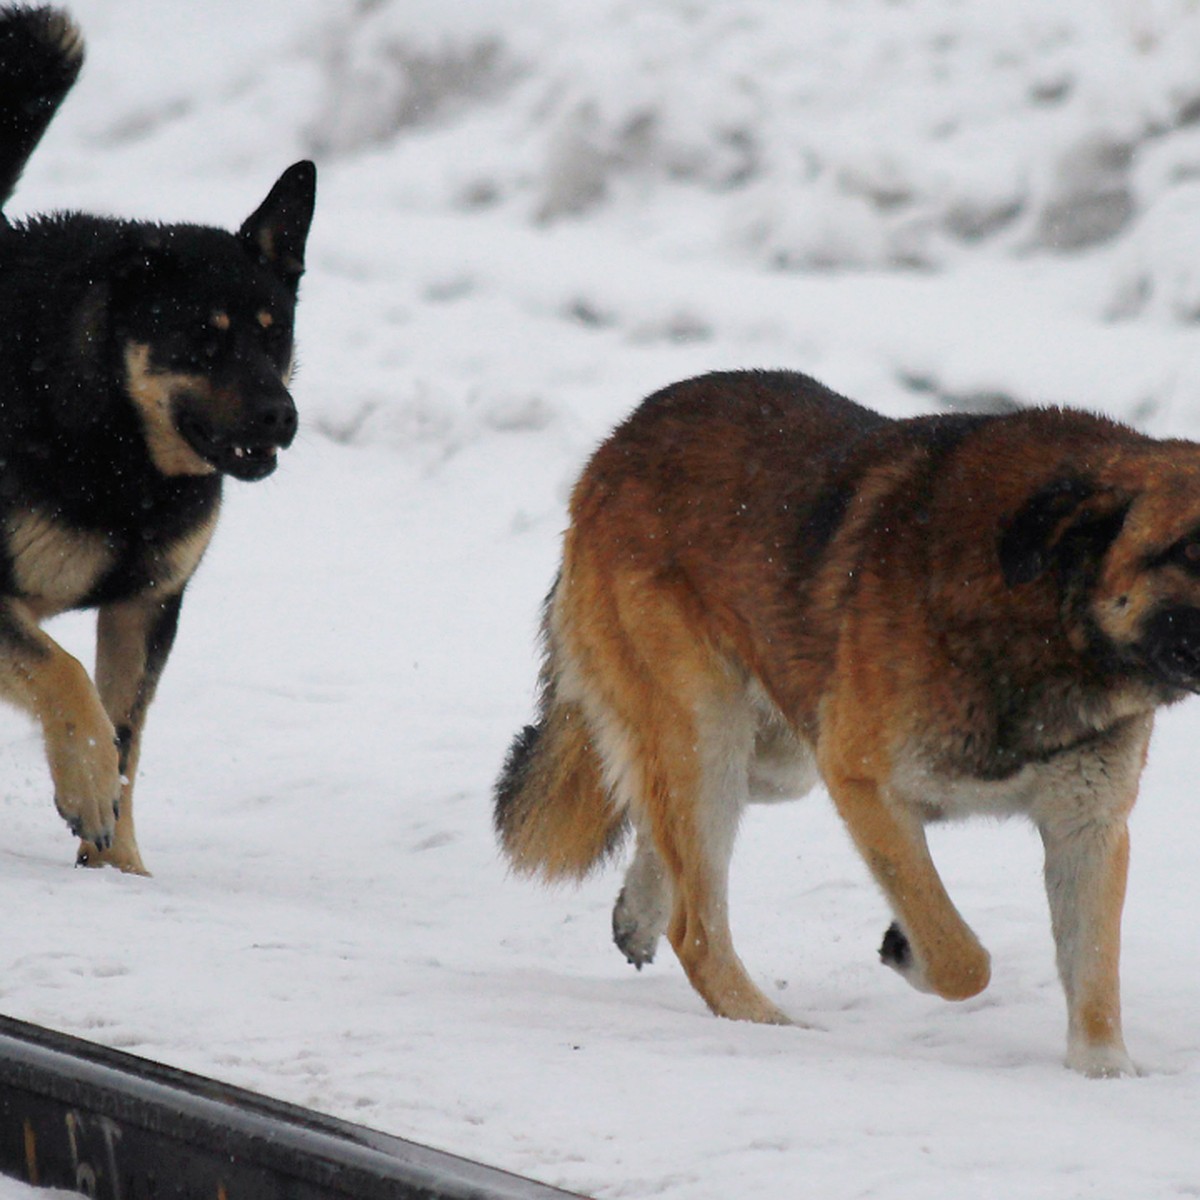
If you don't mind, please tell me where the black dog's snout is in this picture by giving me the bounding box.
[249,393,297,447]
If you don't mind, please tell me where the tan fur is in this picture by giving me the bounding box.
[497,370,1200,1076]
[497,698,624,879]
[0,427,218,874]
[123,342,218,477]
[0,602,121,849]
[5,510,113,612]
[81,597,179,874]
[161,508,220,588]
[0,502,216,875]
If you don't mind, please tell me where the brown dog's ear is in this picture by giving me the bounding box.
[999,477,1131,587]
[238,160,316,290]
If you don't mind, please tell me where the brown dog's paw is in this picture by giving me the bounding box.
[612,885,661,969]
[76,838,149,876]
[879,920,991,1000]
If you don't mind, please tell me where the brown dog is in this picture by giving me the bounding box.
[495,368,1200,1077]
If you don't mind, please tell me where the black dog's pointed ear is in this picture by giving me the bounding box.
[238,160,316,289]
[999,477,1131,587]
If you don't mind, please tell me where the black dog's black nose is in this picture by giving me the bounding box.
[250,395,297,447]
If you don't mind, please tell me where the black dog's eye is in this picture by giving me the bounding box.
[181,329,222,364]
[257,319,291,360]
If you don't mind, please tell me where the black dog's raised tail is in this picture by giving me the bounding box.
[0,5,83,211]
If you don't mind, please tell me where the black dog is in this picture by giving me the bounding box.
[0,5,316,873]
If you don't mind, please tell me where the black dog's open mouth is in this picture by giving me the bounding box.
[176,412,287,482]
[211,441,279,482]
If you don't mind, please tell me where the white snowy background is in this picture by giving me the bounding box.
[4,1,1200,1196]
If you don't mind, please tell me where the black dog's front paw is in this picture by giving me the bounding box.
[879,922,911,970]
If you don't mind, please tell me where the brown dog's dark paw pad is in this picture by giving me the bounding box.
[879,922,911,970]
[612,889,657,970]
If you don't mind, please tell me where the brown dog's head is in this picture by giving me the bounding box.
[110,161,317,482]
[1000,455,1200,694]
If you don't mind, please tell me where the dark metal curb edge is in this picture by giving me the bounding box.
[0,1014,588,1199]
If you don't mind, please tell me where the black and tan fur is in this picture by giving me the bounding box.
[496,368,1200,1076]
[0,6,315,873]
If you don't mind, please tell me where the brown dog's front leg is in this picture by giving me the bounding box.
[1032,715,1148,1077]
[80,592,185,875]
[826,772,991,1002]
[1039,815,1136,1077]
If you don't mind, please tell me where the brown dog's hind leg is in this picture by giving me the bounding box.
[585,568,789,1025]
[613,823,671,968]
[650,707,790,1026]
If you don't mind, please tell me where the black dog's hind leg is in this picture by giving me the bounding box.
[79,592,185,874]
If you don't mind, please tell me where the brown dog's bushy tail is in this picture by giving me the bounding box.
[0,6,84,212]
[494,591,628,880]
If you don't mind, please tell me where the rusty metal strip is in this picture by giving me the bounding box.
[0,1014,586,1199]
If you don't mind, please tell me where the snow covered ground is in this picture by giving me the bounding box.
[3,1,1200,1196]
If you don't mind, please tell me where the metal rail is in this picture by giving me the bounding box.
[0,1014,588,1199]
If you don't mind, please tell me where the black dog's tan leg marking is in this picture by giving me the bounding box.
[824,772,992,1001]
[0,601,119,851]
[77,592,185,875]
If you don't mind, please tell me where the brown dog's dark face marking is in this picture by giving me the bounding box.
[997,463,1200,695]
[998,458,1200,696]
[1093,481,1200,693]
